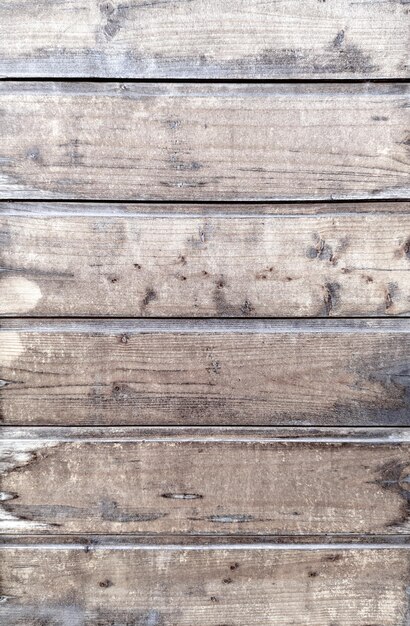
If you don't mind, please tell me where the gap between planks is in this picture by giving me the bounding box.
[2,426,410,443]
[2,319,410,332]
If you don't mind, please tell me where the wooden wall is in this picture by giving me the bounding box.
[1,1,409,623]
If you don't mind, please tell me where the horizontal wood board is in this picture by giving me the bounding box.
[0,83,409,201]
[2,0,410,623]
[1,545,409,625]
[1,427,410,535]
[1,202,410,316]
[1,319,409,425]
[0,0,409,79]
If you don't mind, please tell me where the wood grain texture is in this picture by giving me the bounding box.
[1,83,409,201]
[0,0,408,79]
[1,544,409,625]
[3,532,410,546]
[1,427,410,535]
[1,319,409,426]
[2,202,410,317]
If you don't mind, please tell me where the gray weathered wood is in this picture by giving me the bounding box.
[0,83,408,201]
[1,202,410,316]
[1,427,410,534]
[1,319,409,425]
[2,3,409,623]
[1,544,408,625]
[0,0,408,79]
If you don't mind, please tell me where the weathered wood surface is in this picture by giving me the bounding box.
[1,320,409,425]
[1,427,410,534]
[1,545,408,625]
[1,83,409,201]
[3,532,410,546]
[2,202,410,317]
[0,0,408,79]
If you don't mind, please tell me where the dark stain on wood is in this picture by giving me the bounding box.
[322,282,341,316]
[100,2,130,41]
[375,460,410,528]
[0,0,408,79]
[99,499,166,523]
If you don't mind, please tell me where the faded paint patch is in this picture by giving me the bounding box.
[0,439,60,531]
[0,506,52,533]
[0,331,24,366]
[0,276,42,314]
[0,604,85,626]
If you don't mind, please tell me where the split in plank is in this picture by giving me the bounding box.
[1,319,409,425]
[0,83,409,201]
[0,544,408,625]
[0,0,408,79]
[1,427,410,535]
[1,202,410,316]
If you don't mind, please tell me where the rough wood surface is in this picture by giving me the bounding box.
[0,83,408,201]
[2,2,409,622]
[1,545,408,625]
[0,0,408,79]
[1,319,409,425]
[2,202,410,316]
[3,532,410,546]
[1,427,410,535]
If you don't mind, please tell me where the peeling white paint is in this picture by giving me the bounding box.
[0,439,58,474]
[0,440,60,532]
[0,508,51,533]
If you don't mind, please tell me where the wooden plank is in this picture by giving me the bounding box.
[1,319,409,425]
[0,83,408,201]
[0,0,408,79]
[1,427,410,535]
[1,544,408,625]
[1,202,410,317]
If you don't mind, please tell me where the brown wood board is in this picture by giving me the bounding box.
[1,544,409,625]
[0,0,409,79]
[1,319,409,425]
[0,83,408,201]
[1,202,410,317]
[1,427,410,535]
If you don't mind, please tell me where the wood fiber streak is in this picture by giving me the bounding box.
[4,533,410,546]
[1,429,410,534]
[0,83,409,201]
[0,0,408,78]
[1,203,410,316]
[0,547,408,625]
[1,320,409,425]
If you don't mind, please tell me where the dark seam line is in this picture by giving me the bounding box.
[1,77,410,84]
[5,422,410,426]
[0,531,410,540]
[1,315,409,320]
[2,532,408,536]
[1,199,409,205]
